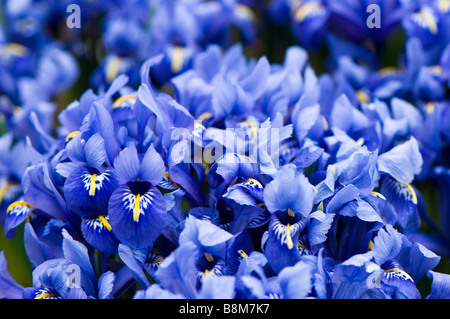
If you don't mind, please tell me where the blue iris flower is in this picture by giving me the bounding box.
[21,229,116,299]
[261,164,315,273]
[147,215,234,298]
[290,0,330,50]
[107,142,166,250]
[0,134,29,224]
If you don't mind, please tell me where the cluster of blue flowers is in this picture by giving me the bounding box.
[1,0,450,299]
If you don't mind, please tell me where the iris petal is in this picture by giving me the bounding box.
[108,183,166,249]
[4,200,34,239]
[81,215,120,254]
[380,175,420,232]
[64,167,119,217]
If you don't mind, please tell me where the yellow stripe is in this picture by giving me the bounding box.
[321,116,329,131]
[368,240,374,250]
[197,112,213,122]
[244,155,254,163]
[164,172,179,188]
[133,193,141,222]
[427,101,435,114]
[356,90,370,103]
[439,0,450,12]
[404,183,418,204]
[0,183,11,205]
[112,95,137,109]
[152,258,164,264]
[418,9,438,34]
[89,174,97,196]
[35,293,54,299]
[317,201,324,212]
[65,130,80,142]
[235,4,255,20]
[98,215,112,231]
[202,159,211,175]
[370,192,386,200]
[106,56,122,83]
[171,46,184,73]
[356,137,365,146]
[1,43,28,57]
[294,2,322,22]
[238,250,248,258]
[246,178,263,188]
[287,208,295,217]
[241,120,258,140]
[6,201,34,214]
[286,224,294,249]
[204,252,214,262]
[378,66,398,77]
[384,268,413,281]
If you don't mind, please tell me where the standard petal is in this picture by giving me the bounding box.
[377,137,423,184]
[113,143,141,184]
[138,144,165,185]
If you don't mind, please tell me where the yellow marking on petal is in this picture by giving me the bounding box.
[356,90,370,103]
[35,293,54,300]
[368,240,374,250]
[164,172,179,188]
[65,130,80,142]
[428,65,443,75]
[439,0,450,12]
[297,242,308,250]
[0,183,11,205]
[171,46,184,73]
[427,101,435,114]
[98,215,112,231]
[89,174,97,196]
[290,0,304,15]
[112,95,137,109]
[395,180,418,205]
[241,120,258,140]
[197,112,213,122]
[1,43,28,57]
[106,56,122,83]
[384,268,414,281]
[152,258,164,264]
[6,201,34,214]
[404,183,418,205]
[238,250,248,258]
[235,4,255,20]
[294,2,322,22]
[246,178,263,188]
[204,269,210,276]
[133,193,141,222]
[194,121,206,131]
[378,66,398,77]
[417,9,438,34]
[244,155,254,163]
[370,192,386,200]
[286,223,294,249]
[204,252,214,262]
[287,208,295,217]
[317,201,324,211]
[321,115,329,131]
[356,137,365,146]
